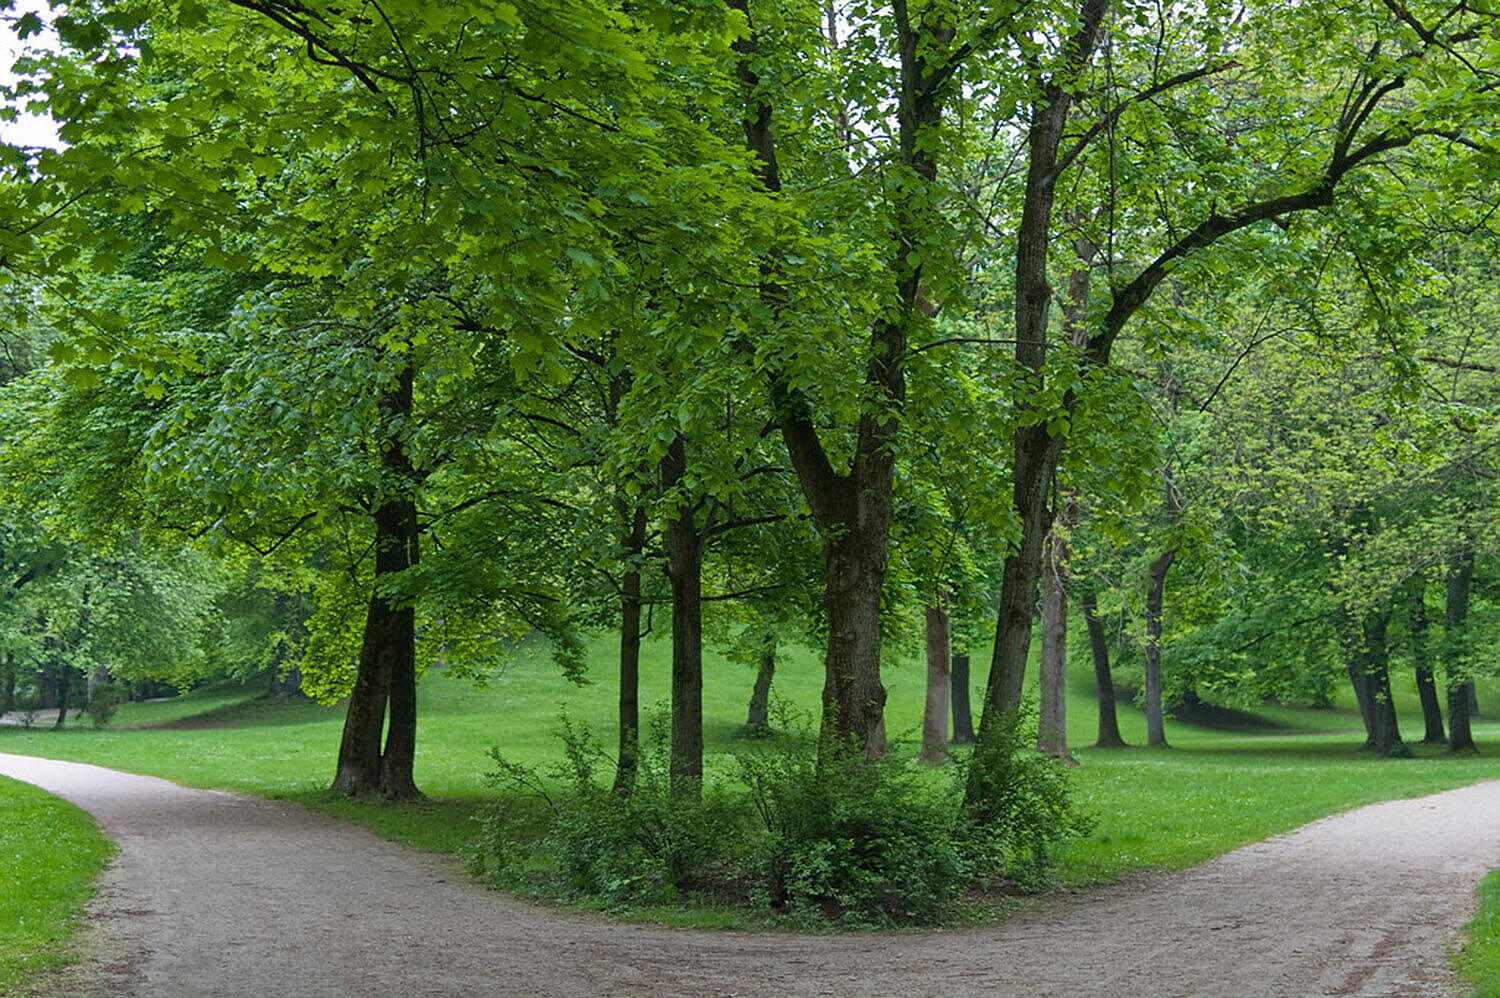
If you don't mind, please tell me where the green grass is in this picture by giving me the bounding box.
[0,776,115,996]
[2,633,1498,925]
[1459,868,1500,998]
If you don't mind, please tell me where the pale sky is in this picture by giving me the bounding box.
[0,1,61,149]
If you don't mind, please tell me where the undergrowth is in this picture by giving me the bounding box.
[477,713,1090,927]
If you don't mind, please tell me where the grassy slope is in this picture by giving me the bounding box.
[0,777,115,996]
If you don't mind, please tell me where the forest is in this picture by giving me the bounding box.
[0,0,1496,925]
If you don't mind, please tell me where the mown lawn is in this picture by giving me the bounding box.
[0,776,115,996]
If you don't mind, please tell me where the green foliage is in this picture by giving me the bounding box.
[481,705,1090,927]
[738,742,971,926]
[959,714,1097,886]
[481,716,737,905]
[85,682,124,728]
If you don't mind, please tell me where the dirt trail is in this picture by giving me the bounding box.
[3,752,1498,998]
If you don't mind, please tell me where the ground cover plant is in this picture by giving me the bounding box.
[0,776,114,996]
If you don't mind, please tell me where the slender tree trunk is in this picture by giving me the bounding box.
[1144,549,1176,748]
[1361,607,1402,757]
[950,653,975,744]
[1408,576,1444,744]
[1447,548,1477,754]
[1082,590,1126,748]
[53,660,70,729]
[1333,599,1376,746]
[1038,521,1075,764]
[920,598,951,765]
[746,638,775,731]
[971,0,1111,801]
[663,436,705,794]
[2,653,14,713]
[982,429,1065,729]
[613,505,647,796]
[334,364,421,800]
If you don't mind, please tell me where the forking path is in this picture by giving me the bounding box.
[3,752,1499,997]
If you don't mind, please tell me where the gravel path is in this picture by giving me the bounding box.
[4,752,1499,997]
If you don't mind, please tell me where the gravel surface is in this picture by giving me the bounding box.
[3,752,1498,997]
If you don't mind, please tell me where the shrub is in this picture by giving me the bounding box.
[481,715,737,905]
[15,690,40,730]
[86,683,126,729]
[739,743,969,926]
[958,715,1096,886]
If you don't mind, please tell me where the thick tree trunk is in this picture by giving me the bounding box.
[950,653,975,744]
[1038,525,1075,763]
[1144,549,1176,748]
[1082,590,1126,748]
[920,599,951,765]
[1447,548,1477,754]
[972,0,1109,780]
[820,528,888,758]
[663,436,705,793]
[334,365,421,801]
[1408,576,1444,744]
[612,505,647,796]
[746,639,775,731]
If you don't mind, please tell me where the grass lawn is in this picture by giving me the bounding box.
[0,776,115,997]
[1460,868,1500,998]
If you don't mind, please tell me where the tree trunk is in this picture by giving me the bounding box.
[1144,548,1176,748]
[87,665,110,704]
[613,505,647,796]
[820,526,888,759]
[1447,548,1477,754]
[1334,602,1376,747]
[746,637,775,732]
[663,436,705,794]
[52,659,70,729]
[2,653,14,713]
[333,364,421,801]
[970,0,1110,805]
[981,428,1064,731]
[1038,523,1075,764]
[950,653,974,744]
[1082,590,1126,748]
[1408,576,1444,744]
[732,0,948,763]
[920,598,951,765]
[1360,607,1402,757]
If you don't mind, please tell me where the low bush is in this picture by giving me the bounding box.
[480,717,738,906]
[85,684,125,729]
[479,712,1091,927]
